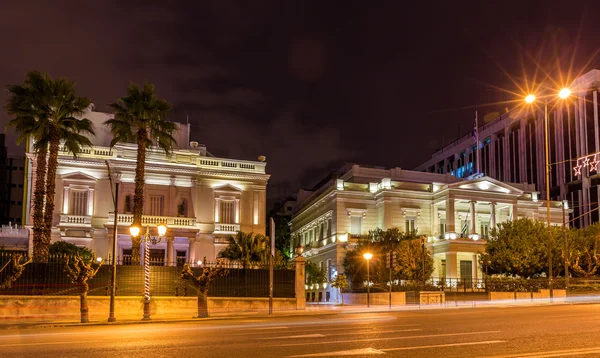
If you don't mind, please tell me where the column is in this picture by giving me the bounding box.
[235,198,240,224]
[472,254,479,282]
[214,198,220,223]
[87,188,95,216]
[63,186,70,213]
[446,252,457,278]
[432,204,438,237]
[490,202,497,229]
[511,203,518,221]
[445,196,455,238]
[469,201,477,235]
[188,238,196,263]
[166,236,174,266]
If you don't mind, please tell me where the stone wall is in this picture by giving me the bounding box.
[488,289,567,301]
[0,296,298,320]
[341,292,406,305]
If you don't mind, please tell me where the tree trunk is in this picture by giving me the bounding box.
[80,284,89,323]
[196,288,209,318]
[132,129,148,265]
[42,130,61,262]
[32,146,47,263]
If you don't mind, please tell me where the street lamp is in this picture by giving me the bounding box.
[363,252,373,307]
[525,88,571,301]
[130,222,167,320]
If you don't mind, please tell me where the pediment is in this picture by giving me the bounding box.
[213,183,243,193]
[61,171,98,182]
[448,176,523,195]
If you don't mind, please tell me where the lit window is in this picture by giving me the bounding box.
[71,190,88,216]
[149,195,165,216]
[219,200,235,224]
[405,218,416,234]
[350,216,362,235]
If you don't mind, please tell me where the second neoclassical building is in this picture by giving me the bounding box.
[20,111,269,263]
[290,164,567,302]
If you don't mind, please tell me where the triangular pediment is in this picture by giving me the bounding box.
[61,171,98,181]
[213,183,243,193]
[448,176,523,195]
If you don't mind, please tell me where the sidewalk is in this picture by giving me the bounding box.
[2,296,596,330]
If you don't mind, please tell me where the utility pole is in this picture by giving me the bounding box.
[562,201,569,288]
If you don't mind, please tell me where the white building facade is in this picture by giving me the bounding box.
[17,111,269,264]
[290,164,566,303]
[416,69,600,227]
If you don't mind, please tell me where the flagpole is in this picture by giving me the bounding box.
[475,111,481,174]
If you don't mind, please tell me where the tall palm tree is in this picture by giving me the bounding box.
[105,83,175,263]
[5,71,94,263]
[218,231,269,269]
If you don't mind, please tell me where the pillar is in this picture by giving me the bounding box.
[432,204,438,237]
[445,196,455,233]
[235,198,240,224]
[472,254,479,282]
[490,202,497,229]
[469,201,477,234]
[511,203,518,221]
[214,198,220,223]
[446,252,457,278]
[295,256,307,310]
[166,236,174,266]
[188,238,196,263]
[63,186,70,214]
[87,188,94,216]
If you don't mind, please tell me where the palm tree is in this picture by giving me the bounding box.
[105,83,175,263]
[218,231,269,269]
[5,71,94,263]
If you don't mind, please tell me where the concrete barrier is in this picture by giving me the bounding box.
[488,289,567,302]
[0,296,298,320]
[341,292,406,305]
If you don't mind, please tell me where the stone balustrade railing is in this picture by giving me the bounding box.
[59,215,92,225]
[107,213,197,228]
[214,223,240,234]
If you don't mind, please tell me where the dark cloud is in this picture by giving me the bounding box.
[2,0,600,198]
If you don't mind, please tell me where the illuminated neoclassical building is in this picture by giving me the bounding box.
[290,164,567,302]
[20,111,269,263]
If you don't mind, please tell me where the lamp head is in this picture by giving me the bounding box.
[129,224,141,238]
[157,222,167,237]
[363,252,373,260]
[559,88,571,99]
[525,94,536,104]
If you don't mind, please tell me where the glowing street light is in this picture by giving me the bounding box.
[363,252,373,307]
[525,94,536,104]
[524,88,570,301]
[130,222,168,320]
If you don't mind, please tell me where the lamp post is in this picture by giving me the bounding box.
[525,88,570,301]
[130,222,167,320]
[363,252,373,307]
[562,200,569,288]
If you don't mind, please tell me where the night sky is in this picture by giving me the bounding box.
[1,1,599,198]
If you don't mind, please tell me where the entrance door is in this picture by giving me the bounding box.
[460,260,473,289]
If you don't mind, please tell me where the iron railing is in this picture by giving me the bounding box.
[0,254,296,298]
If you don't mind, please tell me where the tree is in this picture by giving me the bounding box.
[5,71,94,263]
[106,83,175,264]
[569,223,600,277]
[485,218,562,278]
[181,261,228,318]
[49,241,94,261]
[64,255,103,323]
[330,274,349,305]
[272,216,292,259]
[394,238,434,282]
[0,254,32,289]
[218,231,269,268]
[306,261,327,286]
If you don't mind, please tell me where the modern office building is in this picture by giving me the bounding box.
[416,69,600,227]
[13,111,270,263]
[289,163,566,302]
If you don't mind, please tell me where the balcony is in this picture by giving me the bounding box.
[107,213,197,228]
[213,223,240,235]
[59,215,92,226]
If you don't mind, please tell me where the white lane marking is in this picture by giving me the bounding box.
[274,330,502,347]
[289,347,385,357]
[0,340,100,348]
[488,346,600,358]
[229,323,422,337]
[259,329,422,340]
[381,340,506,352]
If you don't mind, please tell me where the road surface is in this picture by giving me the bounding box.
[2,304,600,357]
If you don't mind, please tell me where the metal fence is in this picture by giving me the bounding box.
[0,255,296,298]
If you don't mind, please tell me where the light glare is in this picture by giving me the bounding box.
[525,94,536,103]
[559,88,571,99]
[363,252,373,260]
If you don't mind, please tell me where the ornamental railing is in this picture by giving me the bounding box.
[107,213,197,228]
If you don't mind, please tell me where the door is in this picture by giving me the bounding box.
[460,260,473,289]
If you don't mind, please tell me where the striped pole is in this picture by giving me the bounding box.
[143,227,151,320]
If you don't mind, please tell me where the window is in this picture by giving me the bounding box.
[439,218,446,236]
[480,223,490,237]
[18,184,23,188]
[219,200,235,223]
[71,190,88,216]
[350,216,362,235]
[176,250,187,267]
[149,195,164,216]
[324,221,329,238]
[405,218,416,234]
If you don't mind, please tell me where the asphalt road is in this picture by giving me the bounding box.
[2,304,600,357]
